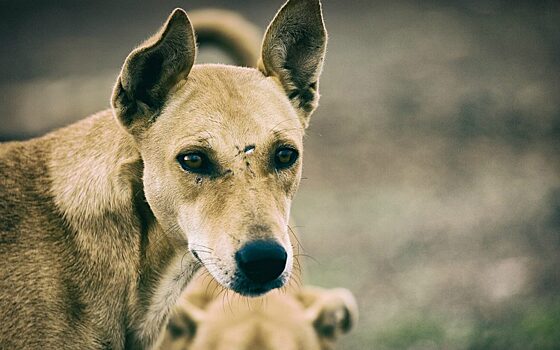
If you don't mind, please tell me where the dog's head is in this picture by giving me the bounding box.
[111,0,327,296]
[161,285,358,350]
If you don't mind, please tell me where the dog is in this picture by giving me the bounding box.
[160,270,357,350]
[0,0,327,349]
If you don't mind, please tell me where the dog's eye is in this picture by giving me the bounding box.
[274,147,298,169]
[177,152,210,173]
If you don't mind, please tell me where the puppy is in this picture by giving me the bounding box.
[0,1,327,349]
[160,271,358,350]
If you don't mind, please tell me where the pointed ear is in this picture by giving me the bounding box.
[297,287,358,343]
[111,8,196,135]
[259,0,327,127]
[165,306,199,344]
[165,291,209,344]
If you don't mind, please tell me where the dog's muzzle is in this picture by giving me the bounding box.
[235,240,287,285]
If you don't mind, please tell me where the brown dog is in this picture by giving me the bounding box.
[160,271,358,350]
[0,1,327,349]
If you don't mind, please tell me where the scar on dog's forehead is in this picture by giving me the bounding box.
[243,145,255,154]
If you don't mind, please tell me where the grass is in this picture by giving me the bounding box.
[469,299,560,350]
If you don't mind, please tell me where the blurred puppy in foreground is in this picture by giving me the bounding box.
[160,271,358,350]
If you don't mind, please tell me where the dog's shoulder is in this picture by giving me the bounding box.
[0,112,138,348]
[0,137,73,348]
[0,136,54,235]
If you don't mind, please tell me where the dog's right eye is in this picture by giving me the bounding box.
[273,147,299,170]
[177,152,211,174]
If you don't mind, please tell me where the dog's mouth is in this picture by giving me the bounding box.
[230,272,287,297]
[191,239,290,297]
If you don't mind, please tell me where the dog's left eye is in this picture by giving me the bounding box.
[177,152,211,174]
[274,147,299,169]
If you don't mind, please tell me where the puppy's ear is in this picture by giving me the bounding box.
[164,291,209,345]
[298,287,358,345]
[112,8,196,135]
[166,307,199,344]
[259,0,327,127]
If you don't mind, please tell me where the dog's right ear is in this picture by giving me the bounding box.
[112,8,196,135]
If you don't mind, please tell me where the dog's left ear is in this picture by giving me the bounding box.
[297,286,358,345]
[259,0,327,127]
[112,8,196,135]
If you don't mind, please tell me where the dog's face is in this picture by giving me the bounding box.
[111,0,327,296]
[141,67,304,295]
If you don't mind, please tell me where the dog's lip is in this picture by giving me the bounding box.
[241,287,269,296]
[235,286,274,297]
[230,274,285,297]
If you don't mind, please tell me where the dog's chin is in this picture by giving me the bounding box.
[229,273,287,297]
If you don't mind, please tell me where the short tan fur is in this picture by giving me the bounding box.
[0,1,327,349]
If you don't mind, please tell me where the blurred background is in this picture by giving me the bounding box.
[1,0,559,348]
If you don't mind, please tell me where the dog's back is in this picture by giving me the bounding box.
[189,9,262,67]
[0,137,80,348]
[0,126,138,348]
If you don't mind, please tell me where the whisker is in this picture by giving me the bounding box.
[189,243,214,251]
[293,253,320,265]
[288,225,305,253]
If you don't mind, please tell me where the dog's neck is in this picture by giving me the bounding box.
[46,109,199,348]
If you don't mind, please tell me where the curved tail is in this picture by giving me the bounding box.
[189,9,262,68]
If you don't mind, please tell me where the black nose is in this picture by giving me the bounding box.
[235,240,287,284]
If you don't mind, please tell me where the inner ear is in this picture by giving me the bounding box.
[259,0,327,125]
[112,8,196,134]
[298,287,358,339]
[167,308,198,341]
[166,291,210,341]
